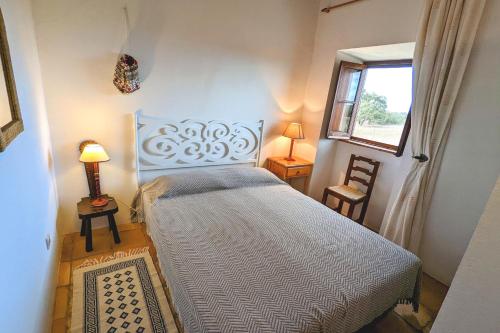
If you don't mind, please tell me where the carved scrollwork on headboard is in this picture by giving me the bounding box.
[135,112,263,171]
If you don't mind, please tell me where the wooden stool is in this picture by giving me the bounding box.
[77,195,120,252]
[322,154,380,224]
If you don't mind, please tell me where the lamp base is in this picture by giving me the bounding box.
[285,138,296,162]
[91,196,109,207]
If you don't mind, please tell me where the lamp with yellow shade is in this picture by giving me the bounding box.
[283,122,304,161]
[79,143,110,207]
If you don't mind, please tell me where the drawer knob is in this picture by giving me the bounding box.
[296,170,300,175]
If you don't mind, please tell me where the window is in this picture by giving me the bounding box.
[326,60,412,156]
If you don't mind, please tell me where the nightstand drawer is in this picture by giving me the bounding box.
[266,156,313,193]
[269,161,286,179]
[286,166,311,178]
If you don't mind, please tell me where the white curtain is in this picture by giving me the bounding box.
[380,0,486,253]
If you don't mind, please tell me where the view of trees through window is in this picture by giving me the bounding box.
[352,66,412,146]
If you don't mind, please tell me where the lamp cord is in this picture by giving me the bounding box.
[111,196,139,213]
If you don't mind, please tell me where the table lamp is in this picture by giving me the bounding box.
[79,143,110,207]
[283,122,304,161]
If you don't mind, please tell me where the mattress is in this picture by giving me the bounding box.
[133,168,421,333]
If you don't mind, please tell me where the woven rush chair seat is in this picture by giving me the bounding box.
[327,185,366,202]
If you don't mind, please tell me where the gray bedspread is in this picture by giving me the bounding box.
[135,168,421,333]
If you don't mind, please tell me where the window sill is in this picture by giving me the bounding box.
[339,138,398,155]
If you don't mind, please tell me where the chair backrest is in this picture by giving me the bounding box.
[344,154,380,197]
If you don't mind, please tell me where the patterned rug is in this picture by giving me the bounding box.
[71,252,177,333]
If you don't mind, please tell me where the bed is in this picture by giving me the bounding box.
[132,113,421,333]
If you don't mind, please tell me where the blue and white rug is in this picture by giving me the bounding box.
[71,252,177,333]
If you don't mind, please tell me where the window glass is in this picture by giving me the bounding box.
[345,70,361,101]
[336,103,354,132]
[352,66,412,146]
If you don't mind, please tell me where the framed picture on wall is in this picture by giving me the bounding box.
[0,7,23,152]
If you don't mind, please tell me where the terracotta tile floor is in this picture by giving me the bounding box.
[51,223,448,333]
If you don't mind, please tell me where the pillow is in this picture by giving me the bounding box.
[155,167,285,199]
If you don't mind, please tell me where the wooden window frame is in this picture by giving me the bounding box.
[326,61,367,139]
[326,59,412,157]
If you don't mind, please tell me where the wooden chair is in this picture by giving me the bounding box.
[322,154,380,224]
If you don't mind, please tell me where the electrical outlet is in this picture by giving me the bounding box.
[45,234,51,250]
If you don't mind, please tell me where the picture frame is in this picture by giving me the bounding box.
[0,7,23,152]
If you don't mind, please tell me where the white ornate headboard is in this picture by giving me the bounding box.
[135,111,264,184]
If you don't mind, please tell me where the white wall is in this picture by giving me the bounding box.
[419,0,500,285]
[32,0,319,234]
[431,176,500,333]
[298,0,423,230]
[0,0,59,332]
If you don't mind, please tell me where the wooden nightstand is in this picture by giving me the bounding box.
[267,156,313,192]
[77,195,120,252]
